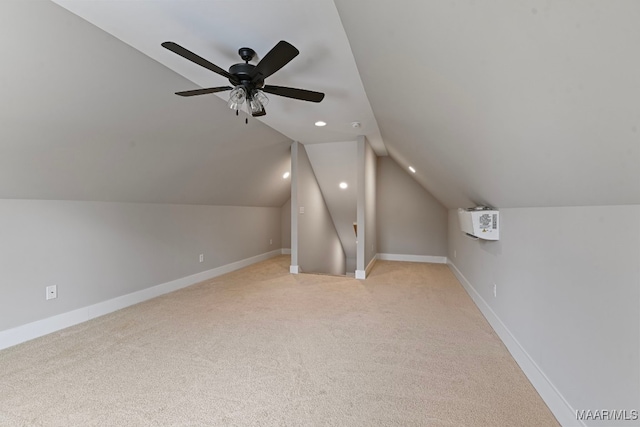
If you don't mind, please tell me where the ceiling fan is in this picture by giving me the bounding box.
[161,40,325,118]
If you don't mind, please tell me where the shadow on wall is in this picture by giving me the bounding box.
[293,142,346,276]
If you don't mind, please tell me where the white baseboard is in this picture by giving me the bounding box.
[0,249,283,351]
[365,256,376,275]
[354,255,378,280]
[355,256,377,280]
[281,248,291,255]
[377,253,448,264]
[447,261,581,427]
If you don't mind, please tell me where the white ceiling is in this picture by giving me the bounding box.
[335,0,640,208]
[53,0,387,155]
[2,1,639,210]
[1,1,292,207]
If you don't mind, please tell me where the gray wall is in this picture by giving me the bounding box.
[356,136,376,274]
[304,141,358,273]
[0,199,281,332]
[377,156,448,256]
[448,205,640,426]
[281,198,291,250]
[364,139,377,268]
[293,143,346,275]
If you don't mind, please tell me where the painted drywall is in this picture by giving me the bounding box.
[281,198,291,250]
[52,0,387,155]
[304,141,358,271]
[335,1,640,210]
[448,205,640,426]
[364,138,377,268]
[293,142,346,275]
[0,199,281,332]
[377,157,448,257]
[356,137,377,277]
[1,1,292,208]
[290,143,299,272]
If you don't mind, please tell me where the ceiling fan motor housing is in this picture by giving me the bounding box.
[229,63,264,90]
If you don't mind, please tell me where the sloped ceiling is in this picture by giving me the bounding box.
[335,0,640,208]
[52,0,386,154]
[0,1,292,207]
[3,1,639,210]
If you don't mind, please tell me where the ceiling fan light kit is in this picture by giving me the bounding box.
[162,40,325,122]
[227,86,246,110]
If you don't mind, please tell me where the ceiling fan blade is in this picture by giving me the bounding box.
[251,41,299,82]
[252,106,267,117]
[175,86,233,97]
[262,85,325,103]
[162,41,238,83]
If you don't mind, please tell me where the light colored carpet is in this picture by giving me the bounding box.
[0,256,558,426]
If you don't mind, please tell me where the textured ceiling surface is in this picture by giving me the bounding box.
[3,1,639,209]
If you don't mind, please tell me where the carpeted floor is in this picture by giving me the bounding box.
[0,256,558,426]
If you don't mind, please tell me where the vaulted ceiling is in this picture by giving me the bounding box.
[1,1,292,207]
[335,0,640,208]
[2,1,639,209]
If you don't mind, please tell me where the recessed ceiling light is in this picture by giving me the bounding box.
[408,166,416,173]
[315,121,327,127]
[283,172,290,179]
[339,182,348,189]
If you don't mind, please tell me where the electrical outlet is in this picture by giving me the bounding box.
[493,283,497,298]
[46,285,57,300]
[299,206,305,214]
[454,250,457,258]
[199,254,204,263]
[269,239,273,245]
